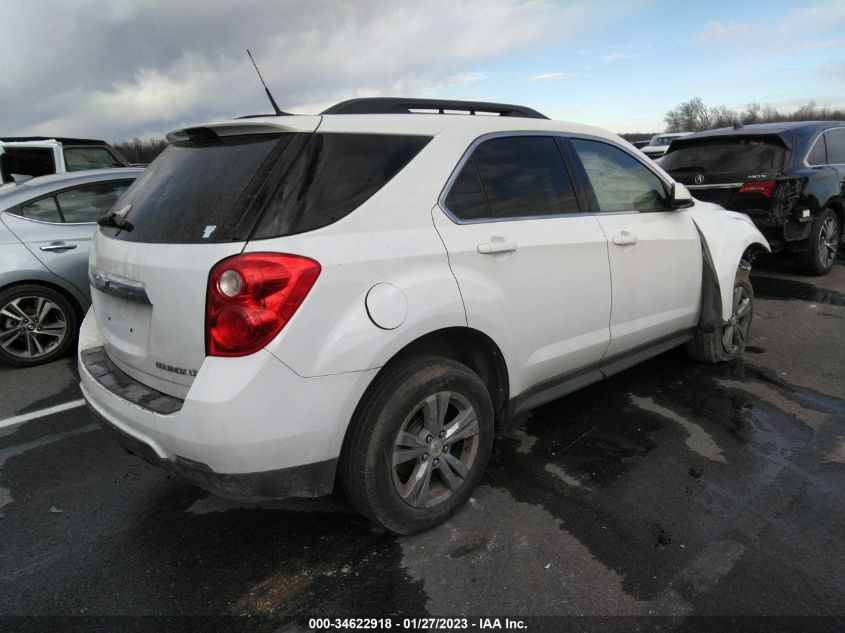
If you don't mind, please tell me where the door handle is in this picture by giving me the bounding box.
[477,237,518,255]
[611,231,637,246]
[40,242,77,253]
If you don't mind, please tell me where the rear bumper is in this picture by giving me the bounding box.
[89,403,337,500]
[78,308,378,500]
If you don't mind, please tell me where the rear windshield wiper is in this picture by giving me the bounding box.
[97,213,133,232]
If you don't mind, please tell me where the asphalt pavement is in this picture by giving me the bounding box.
[0,256,843,632]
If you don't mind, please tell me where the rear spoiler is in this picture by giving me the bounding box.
[668,133,791,153]
[167,117,321,143]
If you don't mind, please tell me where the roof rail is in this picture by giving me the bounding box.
[0,136,110,145]
[322,98,548,120]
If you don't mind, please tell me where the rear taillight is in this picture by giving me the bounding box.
[206,253,320,357]
[737,180,775,198]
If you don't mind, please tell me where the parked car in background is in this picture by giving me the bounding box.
[79,97,767,534]
[0,168,143,365]
[661,121,844,275]
[631,140,651,150]
[0,137,130,184]
[641,132,691,159]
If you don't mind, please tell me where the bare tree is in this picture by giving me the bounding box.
[709,105,739,129]
[663,99,845,132]
[664,97,712,132]
[114,137,168,165]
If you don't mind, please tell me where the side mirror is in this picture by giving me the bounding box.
[670,182,694,209]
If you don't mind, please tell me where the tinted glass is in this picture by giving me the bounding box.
[56,181,133,222]
[19,196,62,222]
[253,133,431,238]
[1,148,56,181]
[103,134,287,243]
[661,137,787,174]
[64,147,123,171]
[806,134,827,165]
[571,139,668,212]
[444,159,488,220]
[471,136,578,218]
[825,129,845,164]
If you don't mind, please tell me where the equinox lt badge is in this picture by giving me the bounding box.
[155,362,198,377]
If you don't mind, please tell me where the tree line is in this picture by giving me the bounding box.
[663,98,845,133]
[114,137,168,165]
[114,98,845,161]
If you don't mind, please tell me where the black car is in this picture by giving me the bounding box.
[661,121,844,275]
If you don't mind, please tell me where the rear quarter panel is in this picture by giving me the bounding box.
[246,129,468,378]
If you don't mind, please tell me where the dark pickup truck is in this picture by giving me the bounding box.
[661,121,844,275]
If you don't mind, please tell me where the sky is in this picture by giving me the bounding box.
[1,0,843,142]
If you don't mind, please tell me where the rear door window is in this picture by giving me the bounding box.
[252,133,431,238]
[444,159,488,221]
[661,136,788,174]
[64,147,123,171]
[806,134,827,166]
[444,136,579,221]
[18,196,62,222]
[825,128,845,165]
[56,181,133,222]
[570,139,669,212]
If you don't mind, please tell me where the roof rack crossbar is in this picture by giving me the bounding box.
[322,98,548,119]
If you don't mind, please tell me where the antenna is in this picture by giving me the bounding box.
[246,49,286,116]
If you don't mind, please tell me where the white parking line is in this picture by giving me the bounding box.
[0,399,87,430]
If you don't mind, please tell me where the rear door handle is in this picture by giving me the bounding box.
[477,237,518,255]
[611,231,637,246]
[40,242,77,253]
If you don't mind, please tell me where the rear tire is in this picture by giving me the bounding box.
[686,271,753,364]
[797,208,839,276]
[340,355,494,535]
[0,284,78,367]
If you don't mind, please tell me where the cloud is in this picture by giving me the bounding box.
[599,53,639,62]
[0,0,630,141]
[696,3,845,47]
[528,72,577,82]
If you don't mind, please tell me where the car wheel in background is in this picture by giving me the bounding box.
[340,355,494,534]
[0,284,78,367]
[798,208,840,276]
[686,270,754,363]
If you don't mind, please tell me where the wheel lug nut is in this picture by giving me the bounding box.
[433,458,439,466]
[439,430,446,439]
[425,435,433,443]
[444,444,450,452]
[421,454,428,462]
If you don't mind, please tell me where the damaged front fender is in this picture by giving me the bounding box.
[688,203,770,323]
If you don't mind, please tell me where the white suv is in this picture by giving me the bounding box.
[641,132,691,159]
[79,98,768,534]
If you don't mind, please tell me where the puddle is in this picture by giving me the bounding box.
[751,276,845,307]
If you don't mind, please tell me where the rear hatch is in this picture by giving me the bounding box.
[661,134,790,219]
[89,118,320,398]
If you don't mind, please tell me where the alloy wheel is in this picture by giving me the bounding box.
[391,391,480,509]
[721,285,752,355]
[0,296,69,360]
[818,215,839,271]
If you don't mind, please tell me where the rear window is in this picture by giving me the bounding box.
[102,134,289,243]
[64,147,123,171]
[662,136,788,174]
[104,132,430,244]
